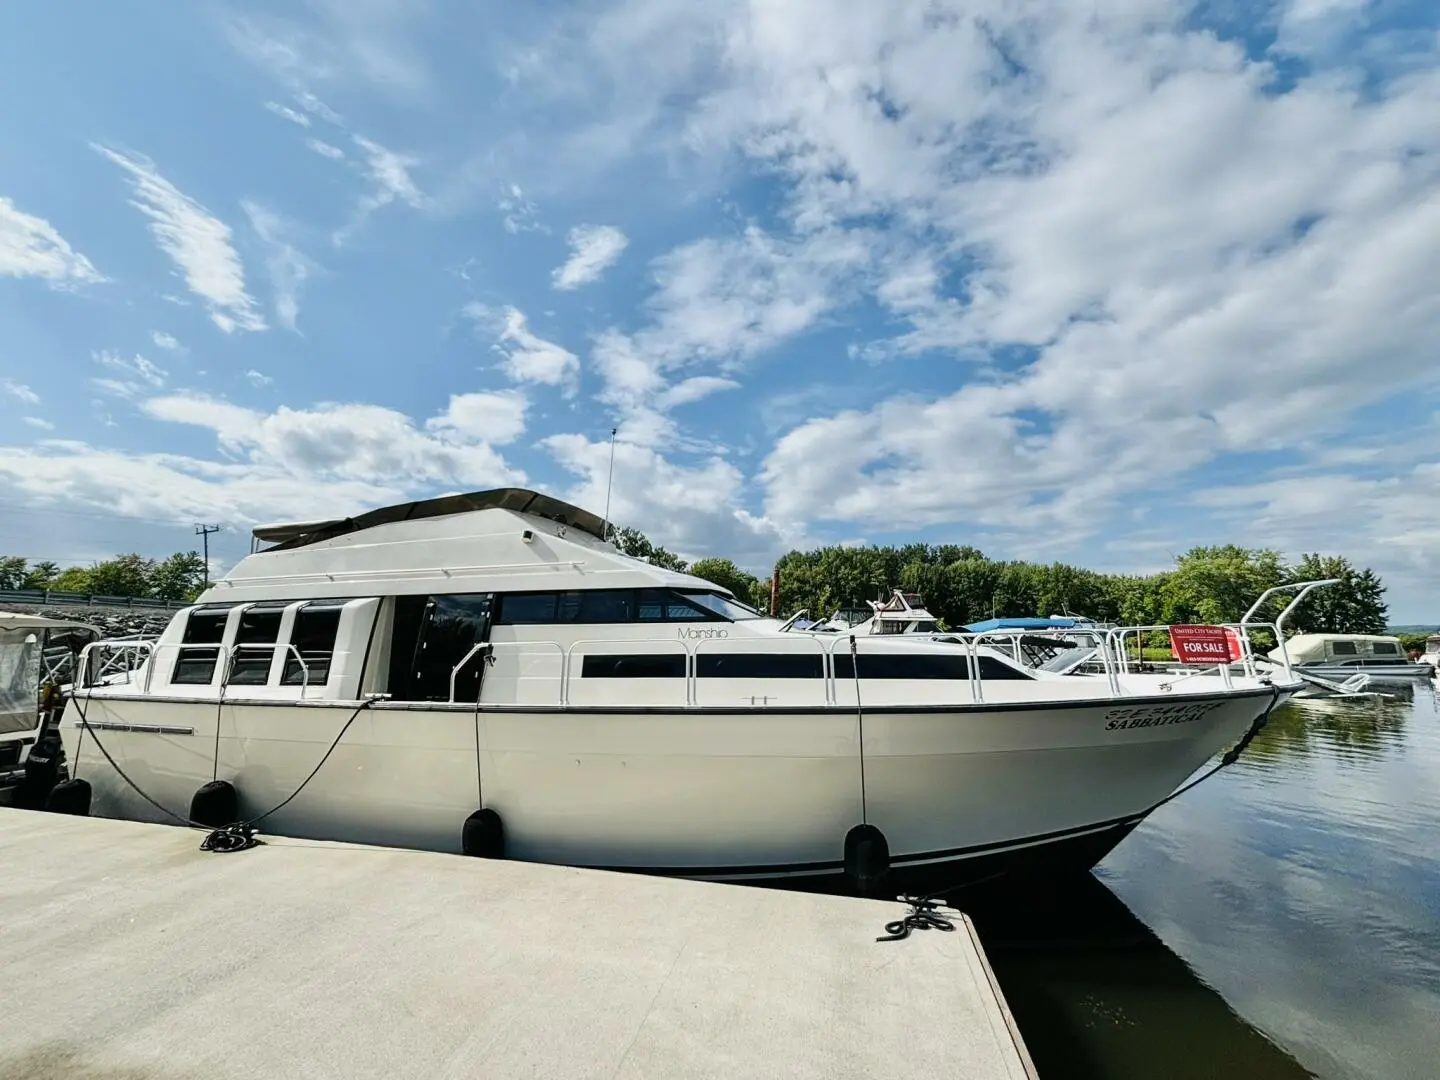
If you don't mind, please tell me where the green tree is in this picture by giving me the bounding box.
[608,526,688,572]
[1285,554,1389,634]
[151,551,209,601]
[52,566,95,593]
[688,557,761,603]
[22,560,59,590]
[1160,546,1285,624]
[0,555,27,590]
[85,553,155,597]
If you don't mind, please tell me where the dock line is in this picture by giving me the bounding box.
[67,690,379,853]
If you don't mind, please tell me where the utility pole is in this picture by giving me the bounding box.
[194,524,220,589]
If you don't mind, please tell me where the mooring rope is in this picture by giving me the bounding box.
[66,691,376,853]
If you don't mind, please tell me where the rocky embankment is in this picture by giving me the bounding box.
[4,606,175,639]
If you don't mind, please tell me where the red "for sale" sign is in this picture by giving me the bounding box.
[1168,624,1244,665]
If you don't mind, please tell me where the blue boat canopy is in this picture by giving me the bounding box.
[963,617,1085,633]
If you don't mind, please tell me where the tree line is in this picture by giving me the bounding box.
[0,552,209,602]
[610,530,1391,636]
[0,531,1391,636]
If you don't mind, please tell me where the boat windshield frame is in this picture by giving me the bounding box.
[678,591,766,621]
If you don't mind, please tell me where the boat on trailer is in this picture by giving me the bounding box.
[57,488,1316,893]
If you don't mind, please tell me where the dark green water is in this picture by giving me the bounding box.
[965,686,1440,1079]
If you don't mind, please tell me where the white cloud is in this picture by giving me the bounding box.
[543,430,794,569]
[497,184,544,234]
[264,101,312,127]
[425,390,529,446]
[1191,463,1440,615]
[22,417,53,430]
[294,92,344,126]
[228,7,434,104]
[242,200,317,333]
[135,391,522,492]
[655,376,741,410]
[245,370,274,387]
[151,331,181,351]
[466,304,581,396]
[88,351,167,400]
[94,146,267,333]
[334,135,427,243]
[552,224,629,289]
[519,0,1440,555]
[307,138,346,160]
[1,380,40,405]
[0,196,104,286]
[94,350,166,388]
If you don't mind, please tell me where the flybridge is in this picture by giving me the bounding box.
[250,488,610,552]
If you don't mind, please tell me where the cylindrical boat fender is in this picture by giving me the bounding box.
[462,808,505,859]
[44,778,92,817]
[189,780,239,828]
[844,823,891,899]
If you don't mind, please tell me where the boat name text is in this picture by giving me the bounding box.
[678,627,729,640]
[1104,701,1221,730]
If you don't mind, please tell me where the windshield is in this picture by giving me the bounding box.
[1040,646,1099,674]
[679,591,765,621]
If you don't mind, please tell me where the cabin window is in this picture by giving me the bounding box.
[281,604,343,686]
[676,592,764,621]
[696,653,824,679]
[494,588,736,625]
[172,606,232,684]
[1330,640,1358,656]
[226,604,287,685]
[832,654,1033,680]
[406,594,493,702]
[495,590,632,625]
[580,654,686,678]
[636,590,718,623]
[1372,641,1400,655]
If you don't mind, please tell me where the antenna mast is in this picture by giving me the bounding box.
[601,427,618,543]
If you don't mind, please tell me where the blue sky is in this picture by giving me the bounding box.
[1,0,1438,618]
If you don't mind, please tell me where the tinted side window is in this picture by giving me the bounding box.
[282,605,343,686]
[696,654,823,679]
[497,592,558,624]
[496,590,634,624]
[636,589,716,622]
[834,653,969,680]
[227,604,286,685]
[832,653,1030,680]
[581,654,686,678]
[1372,641,1399,655]
[1331,641,1358,655]
[172,606,231,685]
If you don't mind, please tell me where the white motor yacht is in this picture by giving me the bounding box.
[56,488,1309,893]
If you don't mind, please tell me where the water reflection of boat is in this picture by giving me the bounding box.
[958,875,1314,1080]
[1241,698,1415,765]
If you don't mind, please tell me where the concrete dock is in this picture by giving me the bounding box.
[0,808,1035,1079]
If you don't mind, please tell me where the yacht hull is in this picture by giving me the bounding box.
[59,686,1279,890]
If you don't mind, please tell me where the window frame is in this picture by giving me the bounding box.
[170,604,236,686]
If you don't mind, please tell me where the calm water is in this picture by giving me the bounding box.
[963,684,1440,1080]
